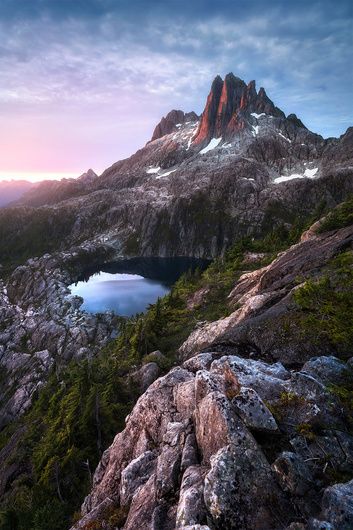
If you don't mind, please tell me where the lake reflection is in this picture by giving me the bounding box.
[70,257,210,316]
[70,272,170,316]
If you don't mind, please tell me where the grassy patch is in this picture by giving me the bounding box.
[294,251,353,355]
[317,196,353,233]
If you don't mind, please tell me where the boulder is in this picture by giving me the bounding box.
[124,474,157,530]
[156,422,186,498]
[232,386,278,432]
[120,450,157,506]
[204,443,289,530]
[133,362,161,392]
[302,356,350,385]
[272,451,313,495]
[321,480,353,529]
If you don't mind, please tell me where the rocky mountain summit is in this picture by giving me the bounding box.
[2,73,352,264]
[193,73,286,144]
[151,110,199,142]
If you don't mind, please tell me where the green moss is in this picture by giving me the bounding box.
[267,392,307,423]
[295,423,316,441]
[279,391,304,405]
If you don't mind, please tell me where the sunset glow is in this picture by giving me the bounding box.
[1,0,352,180]
[0,171,81,183]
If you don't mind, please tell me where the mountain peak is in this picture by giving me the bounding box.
[193,73,286,144]
[151,109,198,141]
[78,168,98,182]
[212,74,224,86]
[287,113,307,129]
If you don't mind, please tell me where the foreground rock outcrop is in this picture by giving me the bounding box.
[70,215,353,530]
[180,223,353,365]
[72,352,352,530]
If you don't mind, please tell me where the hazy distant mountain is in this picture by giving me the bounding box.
[15,169,98,207]
[0,179,33,207]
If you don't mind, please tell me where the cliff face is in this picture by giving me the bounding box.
[193,73,285,144]
[151,110,199,141]
[0,243,117,429]
[179,223,353,364]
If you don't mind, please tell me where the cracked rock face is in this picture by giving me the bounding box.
[321,480,353,529]
[72,352,353,530]
[0,243,118,428]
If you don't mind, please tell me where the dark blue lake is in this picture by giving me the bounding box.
[69,257,209,316]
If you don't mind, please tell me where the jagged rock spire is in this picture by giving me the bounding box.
[151,110,198,141]
[193,73,286,144]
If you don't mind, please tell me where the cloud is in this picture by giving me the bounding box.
[0,0,352,175]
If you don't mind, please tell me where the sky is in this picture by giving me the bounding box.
[0,0,352,182]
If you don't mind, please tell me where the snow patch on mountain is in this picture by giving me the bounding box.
[304,167,318,177]
[200,137,222,154]
[251,112,266,119]
[274,167,318,184]
[146,166,161,174]
[278,132,292,143]
[156,169,177,179]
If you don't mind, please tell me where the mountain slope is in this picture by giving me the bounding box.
[1,202,352,530]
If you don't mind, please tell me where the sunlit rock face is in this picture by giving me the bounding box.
[193,73,285,144]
